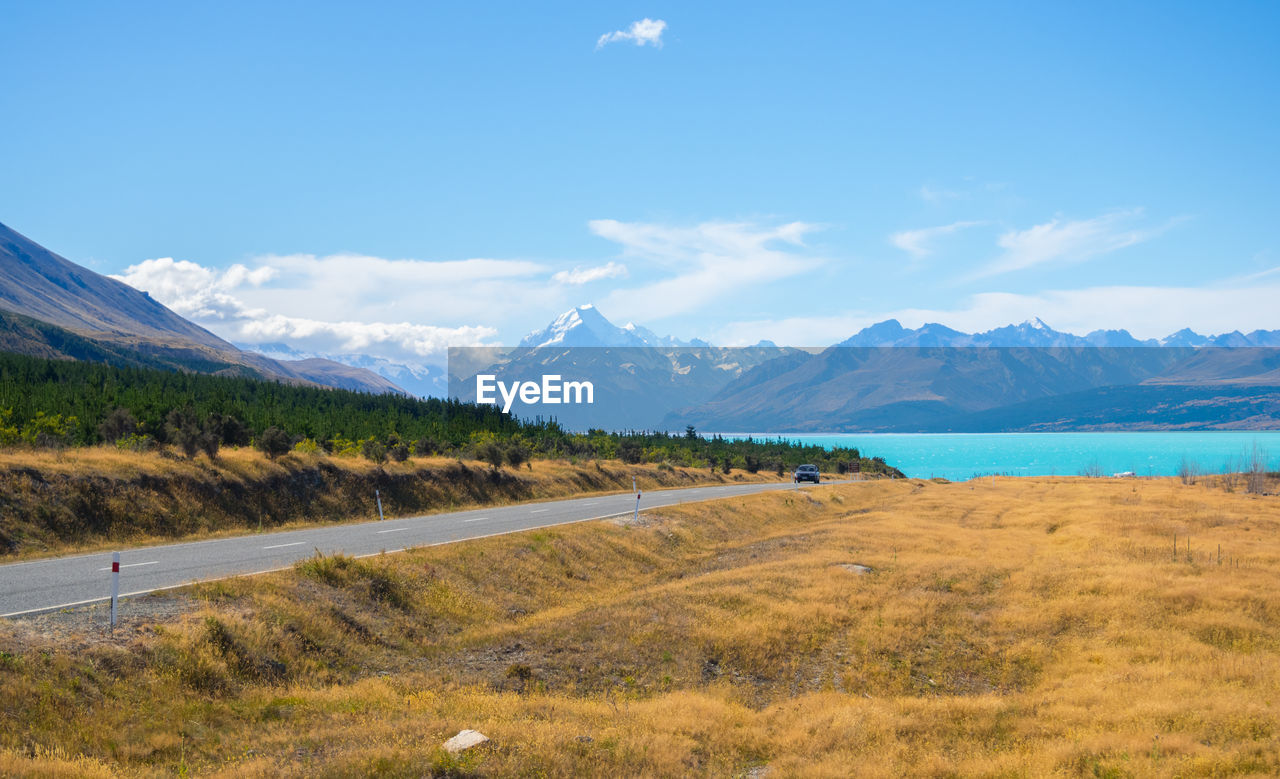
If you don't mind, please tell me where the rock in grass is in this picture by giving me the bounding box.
[444,729,490,754]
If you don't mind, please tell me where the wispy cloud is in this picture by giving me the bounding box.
[1217,260,1280,286]
[918,181,1010,203]
[890,220,984,258]
[591,219,822,321]
[972,209,1165,279]
[596,18,666,50]
[919,184,966,203]
[552,261,628,285]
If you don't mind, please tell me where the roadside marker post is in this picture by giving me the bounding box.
[110,551,120,630]
[376,489,385,522]
[633,477,640,523]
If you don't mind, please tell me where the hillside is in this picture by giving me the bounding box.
[0,221,402,393]
[2,477,1277,774]
[0,308,274,376]
[0,221,233,349]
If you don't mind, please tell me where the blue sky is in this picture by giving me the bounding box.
[3,1,1278,359]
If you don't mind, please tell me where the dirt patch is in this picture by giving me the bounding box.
[1,591,196,651]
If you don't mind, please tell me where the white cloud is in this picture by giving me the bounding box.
[590,219,823,321]
[596,18,666,50]
[113,258,274,320]
[552,261,628,285]
[1219,263,1280,286]
[221,252,553,325]
[113,254,526,361]
[714,281,1280,345]
[237,315,495,359]
[973,209,1165,279]
[890,220,984,258]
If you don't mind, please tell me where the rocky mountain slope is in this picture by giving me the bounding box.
[0,221,403,393]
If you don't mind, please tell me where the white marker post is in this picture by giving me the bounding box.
[633,477,640,523]
[376,489,385,522]
[109,551,120,630]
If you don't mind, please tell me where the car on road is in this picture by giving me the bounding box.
[793,464,820,483]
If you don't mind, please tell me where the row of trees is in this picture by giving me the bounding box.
[0,351,902,476]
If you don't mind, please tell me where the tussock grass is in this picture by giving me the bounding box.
[0,447,778,558]
[2,477,1279,775]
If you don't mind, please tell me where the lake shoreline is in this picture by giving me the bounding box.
[719,431,1280,480]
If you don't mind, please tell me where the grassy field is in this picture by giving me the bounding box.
[0,447,784,559]
[2,476,1278,776]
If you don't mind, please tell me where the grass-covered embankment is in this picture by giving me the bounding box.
[3,476,1278,775]
[0,448,785,559]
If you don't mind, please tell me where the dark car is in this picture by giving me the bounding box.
[793,464,820,483]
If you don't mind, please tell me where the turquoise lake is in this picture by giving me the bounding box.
[722,432,1280,481]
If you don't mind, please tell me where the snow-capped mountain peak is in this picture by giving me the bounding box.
[519,305,693,348]
[837,318,1280,348]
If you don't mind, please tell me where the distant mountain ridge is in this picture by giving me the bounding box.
[242,341,443,398]
[0,221,404,394]
[520,306,1280,351]
[838,317,1280,348]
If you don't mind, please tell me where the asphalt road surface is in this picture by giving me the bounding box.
[1,479,836,618]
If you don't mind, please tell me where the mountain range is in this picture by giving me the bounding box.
[0,222,402,394]
[4,217,1280,433]
[518,304,1280,353]
[838,317,1280,348]
[458,306,1280,432]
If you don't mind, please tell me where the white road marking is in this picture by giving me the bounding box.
[97,560,158,571]
[530,508,549,514]
[3,481,815,618]
[376,527,409,534]
[262,542,305,550]
[463,517,490,523]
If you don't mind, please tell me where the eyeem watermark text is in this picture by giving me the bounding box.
[475,374,595,414]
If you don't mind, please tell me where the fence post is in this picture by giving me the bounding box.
[110,551,120,630]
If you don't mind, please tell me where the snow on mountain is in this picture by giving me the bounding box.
[976,319,1085,347]
[519,305,693,348]
[838,319,1278,348]
[238,342,445,398]
[1083,329,1159,347]
[239,304,1280,401]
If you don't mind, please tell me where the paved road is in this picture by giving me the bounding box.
[1,479,834,617]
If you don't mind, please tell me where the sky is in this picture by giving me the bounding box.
[3,1,1279,364]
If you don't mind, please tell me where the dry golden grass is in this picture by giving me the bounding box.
[0,447,781,559]
[2,476,1278,776]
